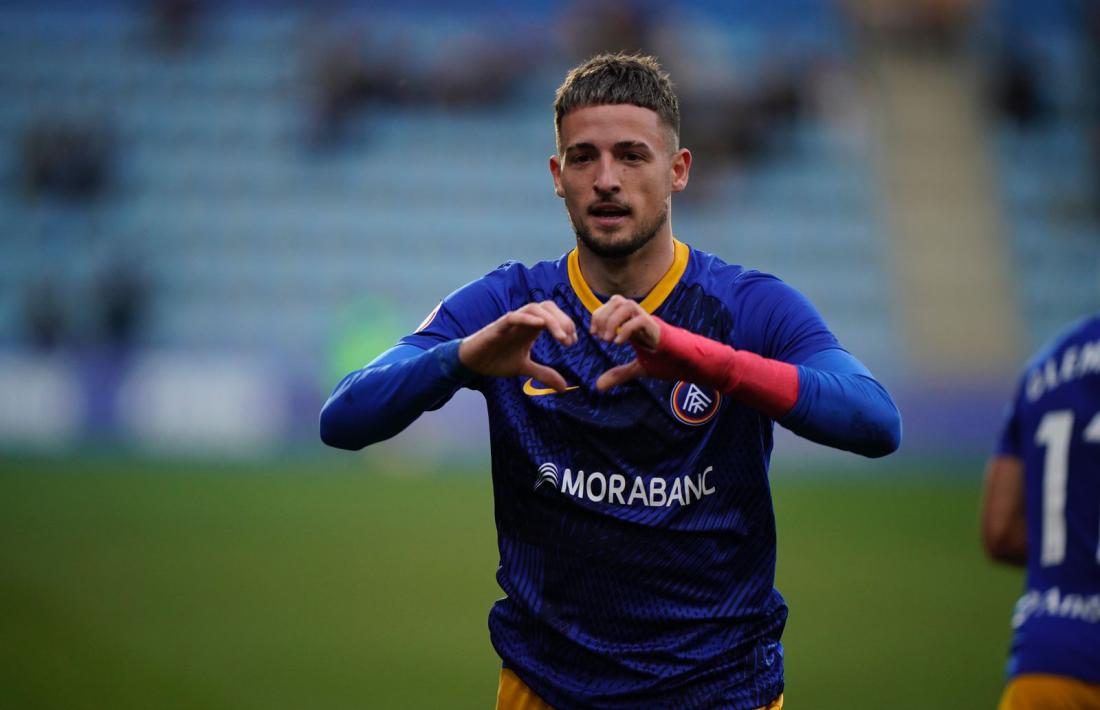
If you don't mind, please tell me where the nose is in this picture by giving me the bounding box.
[593,155,621,195]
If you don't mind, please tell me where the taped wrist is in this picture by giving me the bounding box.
[635,317,800,418]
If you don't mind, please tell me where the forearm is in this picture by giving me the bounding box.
[780,357,902,458]
[985,519,1028,566]
[637,319,901,457]
[319,340,474,451]
[634,319,799,417]
[980,455,1028,566]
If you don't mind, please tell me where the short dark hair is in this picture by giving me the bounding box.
[553,52,680,154]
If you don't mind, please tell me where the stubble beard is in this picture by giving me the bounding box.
[570,205,669,260]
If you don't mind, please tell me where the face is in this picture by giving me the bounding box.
[550,104,691,259]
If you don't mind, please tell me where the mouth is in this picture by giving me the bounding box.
[588,202,631,229]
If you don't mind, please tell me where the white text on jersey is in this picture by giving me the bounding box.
[1027,337,1100,402]
[547,465,716,507]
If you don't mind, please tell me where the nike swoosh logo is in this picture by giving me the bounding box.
[523,378,580,396]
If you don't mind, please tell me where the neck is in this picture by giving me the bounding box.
[576,230,676,299]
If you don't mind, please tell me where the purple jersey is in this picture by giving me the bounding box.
[996,314,1100,684]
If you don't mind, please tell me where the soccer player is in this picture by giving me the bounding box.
[321,53,901,709]
[982,314,1100,709]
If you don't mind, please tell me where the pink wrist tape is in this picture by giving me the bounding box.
[635,317,799,418]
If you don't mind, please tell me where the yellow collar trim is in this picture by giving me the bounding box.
[567,239,690,315]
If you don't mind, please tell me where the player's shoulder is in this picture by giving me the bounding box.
[1051,313,1100,353]
[1016,312,1100,407]
[490,252,569,283]
[476,259,534,290]
[525,251,571,288]
[680,243,837,358]
[684,244,805,307]
[452,254,566,306]
[1023,313,1100,371]
[406,256,567,345]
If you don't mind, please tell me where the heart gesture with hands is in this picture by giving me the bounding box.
[458,301,578,392]
[589,295,661,391]
[458,295,666,393]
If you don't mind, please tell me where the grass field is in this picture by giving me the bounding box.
[0,455,1022,709]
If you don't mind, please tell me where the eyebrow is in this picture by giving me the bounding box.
[614,141,652,151]
[564,140,655,153]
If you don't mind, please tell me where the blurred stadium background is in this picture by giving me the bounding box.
[0,0,1096,708]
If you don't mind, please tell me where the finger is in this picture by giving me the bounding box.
[462,312,545,376]
[601,300,643,343]
[589,294,624,337]
[592,297,635,341]
[537,300,578,345]
[596,359,647,391]
[506,311,545,328]
[524,359,569,392]
[613,313,658,350]
[522,302,571,346]
[501,311,546,335]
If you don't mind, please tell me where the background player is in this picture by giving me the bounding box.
[321,53,901,708]
[982,313,1100,709]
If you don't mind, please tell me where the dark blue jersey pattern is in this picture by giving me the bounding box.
[996,314,1100,685]
[321,240,901,709]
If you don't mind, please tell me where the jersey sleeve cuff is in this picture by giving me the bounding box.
[433,339,478,384]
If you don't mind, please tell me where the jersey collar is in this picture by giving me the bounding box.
[567,238,690,315]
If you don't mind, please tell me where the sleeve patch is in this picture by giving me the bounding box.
[415,302,443,333]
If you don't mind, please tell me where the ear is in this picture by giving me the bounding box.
[549,154,565,198]
[670,148,691,193]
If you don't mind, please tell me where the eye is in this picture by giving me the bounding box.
[569,153,593,164]
[622,152,644,162]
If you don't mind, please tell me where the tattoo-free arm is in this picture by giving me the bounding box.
[980,454,1028,566]
[780,348,902,459]
[320,300,577,451]
[599,315,901,458]
[319,341,473,451]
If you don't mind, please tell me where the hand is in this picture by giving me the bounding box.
[590,295,661,391]
[458,301,577,392]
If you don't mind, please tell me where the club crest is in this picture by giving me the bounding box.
[670,381,721,426]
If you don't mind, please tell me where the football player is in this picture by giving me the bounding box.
[983,314,1100,709]
[322,53,901,709]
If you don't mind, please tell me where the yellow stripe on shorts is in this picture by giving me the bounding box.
[495,668,785,710]
[998,673,1100,710]
[495,669,553,710]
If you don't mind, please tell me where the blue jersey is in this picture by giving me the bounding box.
[996,314,1100,684]
[399,240,850,708]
